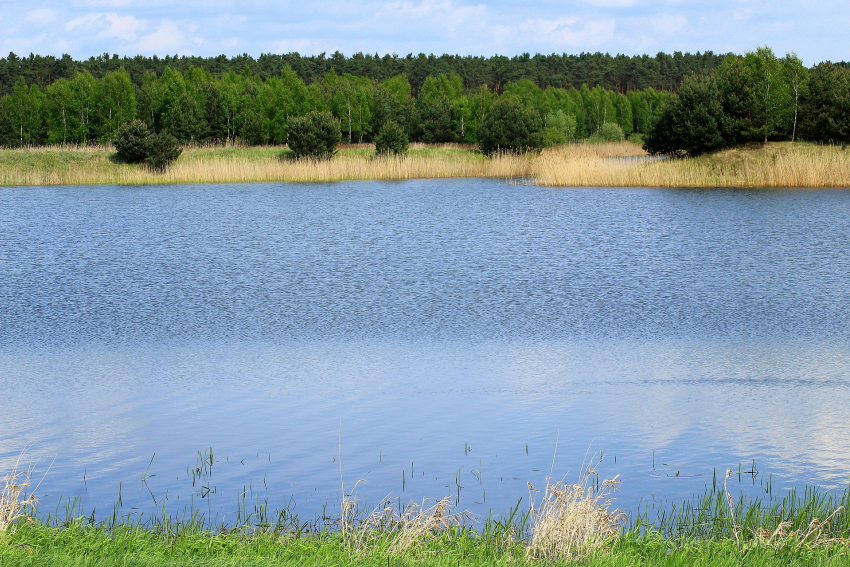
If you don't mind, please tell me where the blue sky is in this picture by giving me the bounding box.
[1,1,847,65]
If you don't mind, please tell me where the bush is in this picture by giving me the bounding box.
[287,112,341,159]
[544,111,577,146]
[374,121,409,156]
[114,120,150,163]
[597,123,625,142]
[477,99,544,156]
[144,132,182,171]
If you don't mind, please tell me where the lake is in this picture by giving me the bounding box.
[2,179,849,525]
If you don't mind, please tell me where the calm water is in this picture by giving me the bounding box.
[2,179,850,524]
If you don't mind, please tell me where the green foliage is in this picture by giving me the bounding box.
[596,122,625,142]
[477,98,544,156]
[287,111,341,159]
[544,110,577,145]
[413,96,458,143]
[114,119,151,163]
[144,131,183,171]
[374,120,409,156]
[799,62,850,143]
[643,73,725,156]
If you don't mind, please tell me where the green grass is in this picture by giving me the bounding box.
[3,524,850,566]
[3,482,850,567]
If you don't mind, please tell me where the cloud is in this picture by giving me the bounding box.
[25,9,58,25]
[518,17,616,48]
[134,20,184,53]
[1,0,849,63]
[66,12,146,42]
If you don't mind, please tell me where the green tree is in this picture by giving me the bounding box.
[374,120,409,156]
[643,73,725,156]
[7,77,45,146]
[44,79,78,144]
[413,96,458,143]
[544,110,577,145]
[114,119,151,162]
[287,111,341,158]
[93,68,136,141]
[743,47,791,142]
[476,98,544,156]
[262,66,308,144]
[782,53,807,142]
[144,131,182,171]
[799,62,850,143]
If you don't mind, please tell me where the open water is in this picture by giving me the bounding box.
[1,179,849,524]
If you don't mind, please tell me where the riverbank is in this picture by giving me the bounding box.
[2,466,849,567]
[1,141,848,187]
[2,519,849,566]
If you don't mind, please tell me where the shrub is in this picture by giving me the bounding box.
[374,121,409,156]
[114,120,150,163]
[596,123,625,142]
[544,111,577,146]
[476,99,544,156]
[287,112,341,159]
[144,132,183,171]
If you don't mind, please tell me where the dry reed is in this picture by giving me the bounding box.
[2,142,849,187]
[339,484,473,556]
[525,466,625,562]
[535,143,850,187]
[0,455,39,536]
[0,149,533,186]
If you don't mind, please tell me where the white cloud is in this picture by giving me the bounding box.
[134,20,184,53]
[25,8,58,24]
[518,17,616,48]
[66,12,146,41]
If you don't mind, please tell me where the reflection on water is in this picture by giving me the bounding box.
[1,179,849,522]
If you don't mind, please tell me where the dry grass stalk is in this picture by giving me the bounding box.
[525,467,625,562]
[750,506,846,549]
[0,456,39,536]
[342,492,473,556]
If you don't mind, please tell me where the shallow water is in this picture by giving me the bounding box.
[1,179,849,524]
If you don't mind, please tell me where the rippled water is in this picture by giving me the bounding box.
[1,179,849,523]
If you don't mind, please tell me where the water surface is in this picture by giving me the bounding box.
[1,179,849,523]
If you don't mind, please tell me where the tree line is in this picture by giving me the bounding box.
[0,50,730,98]
[0,65,670,148]
[645,48,850,155]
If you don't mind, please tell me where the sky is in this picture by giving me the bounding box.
[0,1,847,65]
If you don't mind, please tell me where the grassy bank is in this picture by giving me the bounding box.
[3,461,850,566]
[1,141,849,187]
[4,526,850,566]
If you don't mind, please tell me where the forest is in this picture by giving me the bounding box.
[0,61,670,148]
[0,50,729,96]
[0,47,847,152]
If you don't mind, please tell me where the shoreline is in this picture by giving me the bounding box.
[2,142,848,189]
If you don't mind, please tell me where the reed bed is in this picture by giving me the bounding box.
[0,148,533,186]
[536,143,850,187]
[1,141,849,187]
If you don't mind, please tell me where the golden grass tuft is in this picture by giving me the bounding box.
[0,456,39,536]
[525,466,625,562]
[340,487,473,556]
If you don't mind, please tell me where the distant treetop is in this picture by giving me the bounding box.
[0,50,733,97]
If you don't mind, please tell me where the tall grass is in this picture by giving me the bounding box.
[535,143,850,187]
[0,147,533,186]
[1,142,848,187]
